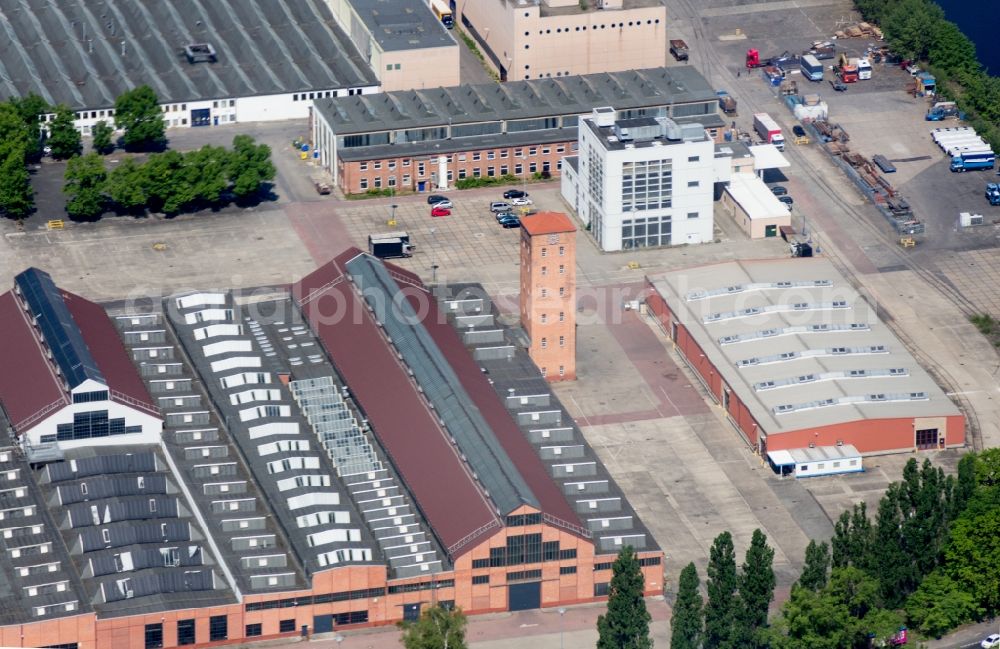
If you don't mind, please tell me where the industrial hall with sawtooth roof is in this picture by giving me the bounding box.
[0,253,661,649]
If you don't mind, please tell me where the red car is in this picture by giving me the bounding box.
[431,206,451,217]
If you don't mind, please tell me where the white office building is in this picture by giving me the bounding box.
[561,107,718,251]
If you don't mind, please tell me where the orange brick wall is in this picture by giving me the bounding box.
[520,223,577,381]
[1,512,664,649]
[644,280,966,455]
[338,142,575,195]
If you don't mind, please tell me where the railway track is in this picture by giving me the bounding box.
[666,0,984,449]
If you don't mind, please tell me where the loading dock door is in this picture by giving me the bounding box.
[191,108,211,127]
[313,614,333,634]
[508,581,541,611]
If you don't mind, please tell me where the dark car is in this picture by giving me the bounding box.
[770,185,788,196]
[427,194,449,205]
[498,215,521,228]
[830,79,848,92]
[792,125,807,138]
[503,189,528,200]
[778,195,794,207]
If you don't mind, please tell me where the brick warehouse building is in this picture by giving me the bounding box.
[310,66,726,195]
[645,258,964,463]
[0,253,661,649]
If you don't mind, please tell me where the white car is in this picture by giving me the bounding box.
[510,197,533,206]
[981,634,1000,648]
[431,200,453,209]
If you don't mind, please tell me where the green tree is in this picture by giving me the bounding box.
[0,102,32,160]
[954,452,977,514]
[63,153,107,219]
[596,546,652,649]
[905,570,981,638]
[738,529,775,646]
[104,158,148,212]
[765,583,857,649]
[882,0,943,60]
[185,145,230,204]
[143,150,193,214]
[398,604,467,649]
[0,146,33,218]
[7,93,48,160]
[670,562,702,649]
[91,120,115,155]
[831,502,873,570]
[974,448,1000,487]
[944,506,1000,613]
[704,531,738,649]
[47,104,82,159]
[873,484,916,607]
[929,20,979,76]
[798,540,830,591]
[227,134,275,199]
[114,85,165,150]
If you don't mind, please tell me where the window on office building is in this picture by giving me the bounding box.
[246,624,262,637]
[177,620,195,646]
[622,215,671,249]
[209,616,228,642]
[622,159,673,211]
[280,620,296,633]
[144,623,163,649]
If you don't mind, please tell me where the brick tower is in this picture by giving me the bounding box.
[519,211,577,381]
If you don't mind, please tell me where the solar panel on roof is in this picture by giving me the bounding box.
[15,268,105,389]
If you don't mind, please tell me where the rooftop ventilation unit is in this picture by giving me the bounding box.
[184,43,217,64]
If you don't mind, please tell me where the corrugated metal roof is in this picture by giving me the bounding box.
[650,258,962,434]
[316,66,718,135]
[0,0,377,111]
[294,252,500,556]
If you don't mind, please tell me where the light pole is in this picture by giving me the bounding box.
[558,607,566,649]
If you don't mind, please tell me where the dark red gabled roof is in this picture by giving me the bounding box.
[61,290,156,415]
[407,295,584,533]
[293,251,499,556]
[0,291,68,430]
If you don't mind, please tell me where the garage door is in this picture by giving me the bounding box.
[508,582,541,611]
[313,614,333,634]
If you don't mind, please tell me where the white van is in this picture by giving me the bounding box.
[857,58,872,80]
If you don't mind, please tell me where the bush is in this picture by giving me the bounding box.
[455,174,519,190]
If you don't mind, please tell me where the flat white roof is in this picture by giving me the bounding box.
[769,444,860,465]
[726,174,791,220]
[749,144,791,170]
[649,258,961,435]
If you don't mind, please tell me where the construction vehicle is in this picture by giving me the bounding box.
[835,53,859,83]
[670,40,689,61]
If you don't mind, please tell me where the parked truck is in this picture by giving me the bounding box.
[753,113,785,151]
[800,54,824,81]
[807,41,836,60]
[368,231,414,259]
[836,53,859,83]
[670,39,689,61]
[925,101,959,121]
[986,183,1000,205]
[950,150,995,172]
[717,90,737,114]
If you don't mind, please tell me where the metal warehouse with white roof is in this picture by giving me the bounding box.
[645,258,964,461]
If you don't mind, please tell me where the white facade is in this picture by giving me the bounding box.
[24,380,162,450]
[768,445,864,478]
[563,109,718,252]
[60,86,378,138]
